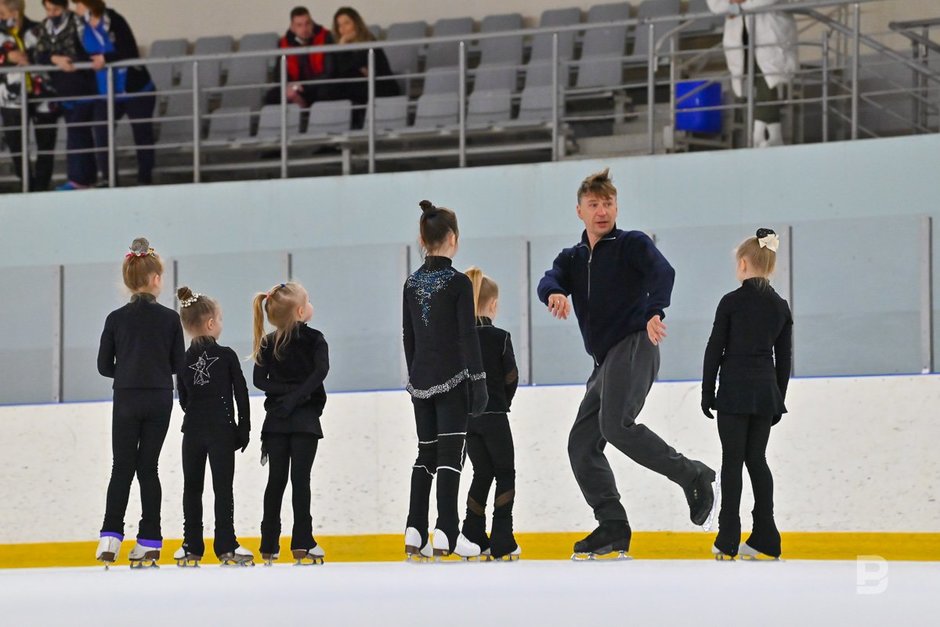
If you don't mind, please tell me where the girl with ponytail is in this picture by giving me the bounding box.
[402,200,487,561]
[251,281,330,566]
[461,267,521,560]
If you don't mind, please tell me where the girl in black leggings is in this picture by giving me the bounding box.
[461,267,520,560]
[95,237,185,567]
[251,281,329,566]
[403,200,488,561]
[702,228,792,560]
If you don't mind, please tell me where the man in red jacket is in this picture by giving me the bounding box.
[268,6,334,108]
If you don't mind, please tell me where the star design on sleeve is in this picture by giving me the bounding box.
[190,351,220,386]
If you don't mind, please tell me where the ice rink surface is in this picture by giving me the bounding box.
[2,559,936,626]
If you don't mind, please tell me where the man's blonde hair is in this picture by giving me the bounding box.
[577,167,617,202]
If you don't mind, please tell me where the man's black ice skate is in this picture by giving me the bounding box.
[220,546,255,567]
[571,521,631,561]
[261,551,279,566]
[685,461,719,530]
[711,545,735,561]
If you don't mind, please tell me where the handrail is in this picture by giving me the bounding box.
[0,0,882,76]
[889,23,940,56]
[889,18,940,31]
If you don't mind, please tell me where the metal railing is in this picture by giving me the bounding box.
[0,0,934,193]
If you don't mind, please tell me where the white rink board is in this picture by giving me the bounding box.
[1,375,939,544]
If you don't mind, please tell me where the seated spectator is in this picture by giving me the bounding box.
[32,0,99,190]
[73,0,156,186]
[330,6,399,127]
[267,6,333,108]
[0,0,58,191]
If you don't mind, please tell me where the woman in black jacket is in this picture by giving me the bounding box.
[702,228,792,560]
[331,7,399,127]
[251,281,329,566]
[403,200,487,561]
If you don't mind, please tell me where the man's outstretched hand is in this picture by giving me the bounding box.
[547,294,571,320]
[647,315,667,345]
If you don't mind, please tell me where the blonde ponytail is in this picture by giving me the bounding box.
[251,293,268,364]
[465,266,484,317]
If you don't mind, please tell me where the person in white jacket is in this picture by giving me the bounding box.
[707,0,798,146]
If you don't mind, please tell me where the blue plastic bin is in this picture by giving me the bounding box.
[675,80,722,134]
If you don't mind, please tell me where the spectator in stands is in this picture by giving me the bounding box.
[72,0,156,186]
[267,6,334,108]
[707,0,797,147]
[0,0,58,191]
[330,6,399,127]
[33,0,98,190]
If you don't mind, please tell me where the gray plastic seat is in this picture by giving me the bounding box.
[158,94,201,145]
[426,17,475,69]
[147,38,188,94]
[384,21,428,91]
[682,0,725,36]
[305,100,353,137]
[410,93,459,130]
[524,61,568,89]
[473,65,518,92]
[625,0,682,64]
[255,104,303,141]
[516,86,562,123]
[529,8,581,63]
[239,32,278,52]
[206,106,252,142]
[184,36,234,91]
[467,89,512,127]
[582,3,632,59]
[220,55,269,110]
[575,56,624,89]
[423,68,460,95]
[368,25,383,40]
[364,95,409,132]
[479,14,523,67]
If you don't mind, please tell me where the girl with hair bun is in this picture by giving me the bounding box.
[461,267,520,560]
[173,287,253,567]
[95,237,185,568]
[251,281,329,566]
[402,200,488,561]
[702,228,793,561]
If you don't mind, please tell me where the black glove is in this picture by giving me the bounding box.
[772,414,782,426]
[469,377,488,417]
[701,392,715,420]
[236,419,250,452]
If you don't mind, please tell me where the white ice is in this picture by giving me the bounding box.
[1,559,936,626]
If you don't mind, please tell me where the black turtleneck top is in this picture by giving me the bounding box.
[476,317,518,414]
[402,256,485,398]
[702,278,793,415]
[97,292,185,390]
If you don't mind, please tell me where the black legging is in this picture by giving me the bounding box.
[260,432,319,554]
[101,388,172,542]
[181,427,237,557]
[715,412,780,557]
[466,413,515,511]
[407,382,469,548]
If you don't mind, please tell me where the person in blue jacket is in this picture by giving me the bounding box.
[537,168,718,560]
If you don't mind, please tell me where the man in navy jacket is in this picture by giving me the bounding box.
[537,168,717,558]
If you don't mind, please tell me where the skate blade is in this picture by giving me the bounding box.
[175,558,201,568]
[701,477,721,532]
[129,560,159,569]
[292,550,325,566]
[405,553,431,563]
[571,551,631,562]
[713,554,735,561]
[492,554,521,562]
[740,553,780,562]
[221,559,255,567]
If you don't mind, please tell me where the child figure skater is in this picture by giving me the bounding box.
[402,200,489,561]
[702,228,792,560]
[95,237,185,568]
[460,267,521,561]
[252,281,329,566]
[172,287,253,567]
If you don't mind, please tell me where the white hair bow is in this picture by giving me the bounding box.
[758,233,780,252]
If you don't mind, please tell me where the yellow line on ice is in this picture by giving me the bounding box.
[1,532,937,569]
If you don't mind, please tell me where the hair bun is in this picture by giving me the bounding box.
[756,228,776,239]
[130,237,151,255]
[419,200,437,214]
[177,286,193,301]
